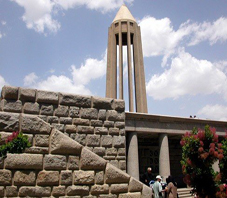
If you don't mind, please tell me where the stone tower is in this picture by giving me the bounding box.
[106,4,148,113]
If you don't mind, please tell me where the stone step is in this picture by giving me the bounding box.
[177,188,193,198]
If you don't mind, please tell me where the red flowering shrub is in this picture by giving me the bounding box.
[181,125,225,198]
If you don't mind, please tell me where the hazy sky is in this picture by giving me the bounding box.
[1,0,227,121]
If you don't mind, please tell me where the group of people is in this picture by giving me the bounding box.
[142,167,178,198]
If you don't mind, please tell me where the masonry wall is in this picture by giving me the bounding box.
[0,86,126,171]
[0,111,152,197]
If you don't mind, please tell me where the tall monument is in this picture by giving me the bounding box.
[106,4,148,113]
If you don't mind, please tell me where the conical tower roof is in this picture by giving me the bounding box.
[113,4,136,23]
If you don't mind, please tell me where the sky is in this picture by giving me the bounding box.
[0,0,227,121]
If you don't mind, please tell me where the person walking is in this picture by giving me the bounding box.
[166,175,178,198]
[153,175,164,198]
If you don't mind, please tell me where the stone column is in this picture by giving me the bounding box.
[159,133,170,182]
[119,22,123,99]
[127,21,134,112]
[127,131,139,180]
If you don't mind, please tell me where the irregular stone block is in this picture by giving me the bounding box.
[98,109,107,120]
[93,147,105,156]
[80,147,106,170]
[91,120,103,127]
[52,186,66,196]
[25,146,49,154]
[95,127,108,135]
[59,93,91,107]
[128,177,143,192]
[61,171,72,185]
[40,104,54,115]
[37,171,59,185]
[55,105,69,117]
[51,123,64,131]
[73,118,89,126]
[113,136,125,148]
[0,132,12,144]
[118,148,126,156]
[69,106,80,118]
[120,129,125,136]
[35,134,49,147]
[104,121,114,128]
[115,122,125,129]
[0,108,20,131]
[38,115,47,121]
[99,194,117,198]
[14,170,36,186]
[3,99,22,113]
[37,90,58,104]
[91,184,109,195]
[68,156,79,170]
[47,116,58,123]
[24,102,40,114]
[95,171,104,184]
[107,110,125,121]
[77,126,94,134]
[106,148,117,156]
[112,99,125,111]
[119,193,141,198]
[19,186,51,197]
[105,163,130,184]
[111,184,128,193]
[92,97,114,110]
[0,169,12,185]
[70,133,86,145]
[19,88,36,102]
[44,154,66,170]
[21,114,51,134]
[51,129,82,155]
[5,154,43,169]
[6,186,18,197]
[60,117,72,124]
[65,125,77,133]
[86,134,100,146]
[81,108,98,119]
[109,128,120,135]
[74,170,94,184]
[1,86,18,100]
[110,160,119,168]
[141,185,152,198]
[119,160,126,170]
[66,185,89,196]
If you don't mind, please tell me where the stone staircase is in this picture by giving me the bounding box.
[178,188,193,198]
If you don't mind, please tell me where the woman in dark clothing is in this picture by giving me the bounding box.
[166,175,178,198]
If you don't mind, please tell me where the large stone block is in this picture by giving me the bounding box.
[37,90,58,104]
[19,186,51,197]
[119,193,141,198]
[93,147,105,156]
[65,125,77,133]
[0,112,19,131]
[112,99,125,111]
[61,171,73,185]
[14,171,36,186]
[68,156,79,170]
[44,154,66,170]
[40,104,54,115]
[70,133,86,145]
[21,114,52,134]
[95,127,108,135]
[52,186,65,196]
[81,108,98,119]
[86,134,100,146]
[80,147,106,170]
[115,121,125,129]
[91,120,103,127]
[105,164,130,184]
[91,184,109,195]
[113,136,125,148]
[55,105,69,117]
[92,97,114,110]
[25,146,49,154]
[66,185,89,196]
[98,109,107,120]
[109,128,120,135]
[107,110,125,121]
[104,121,115,127]
[106,148,117,156]
[6,186,18,197]
[52,123,64,131]
[60,117,72,124]
[59,93,91,107]
[50,129,82,154]
[95,171,104,184]
[99,194,117,198]
[77,126,94,134]
[69,106,80,118]
[73,118,90,126]
[35,134,49,147]
[1,86,18,100]
[110,184,128,193]
[74,170,94,184]
[5,153,43,169]
[19,87,36,102]
[0,169,12,185]
[2,99,22,113]
[128,177,143,192]
[24,102,40,114]
[37,171,59,185]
